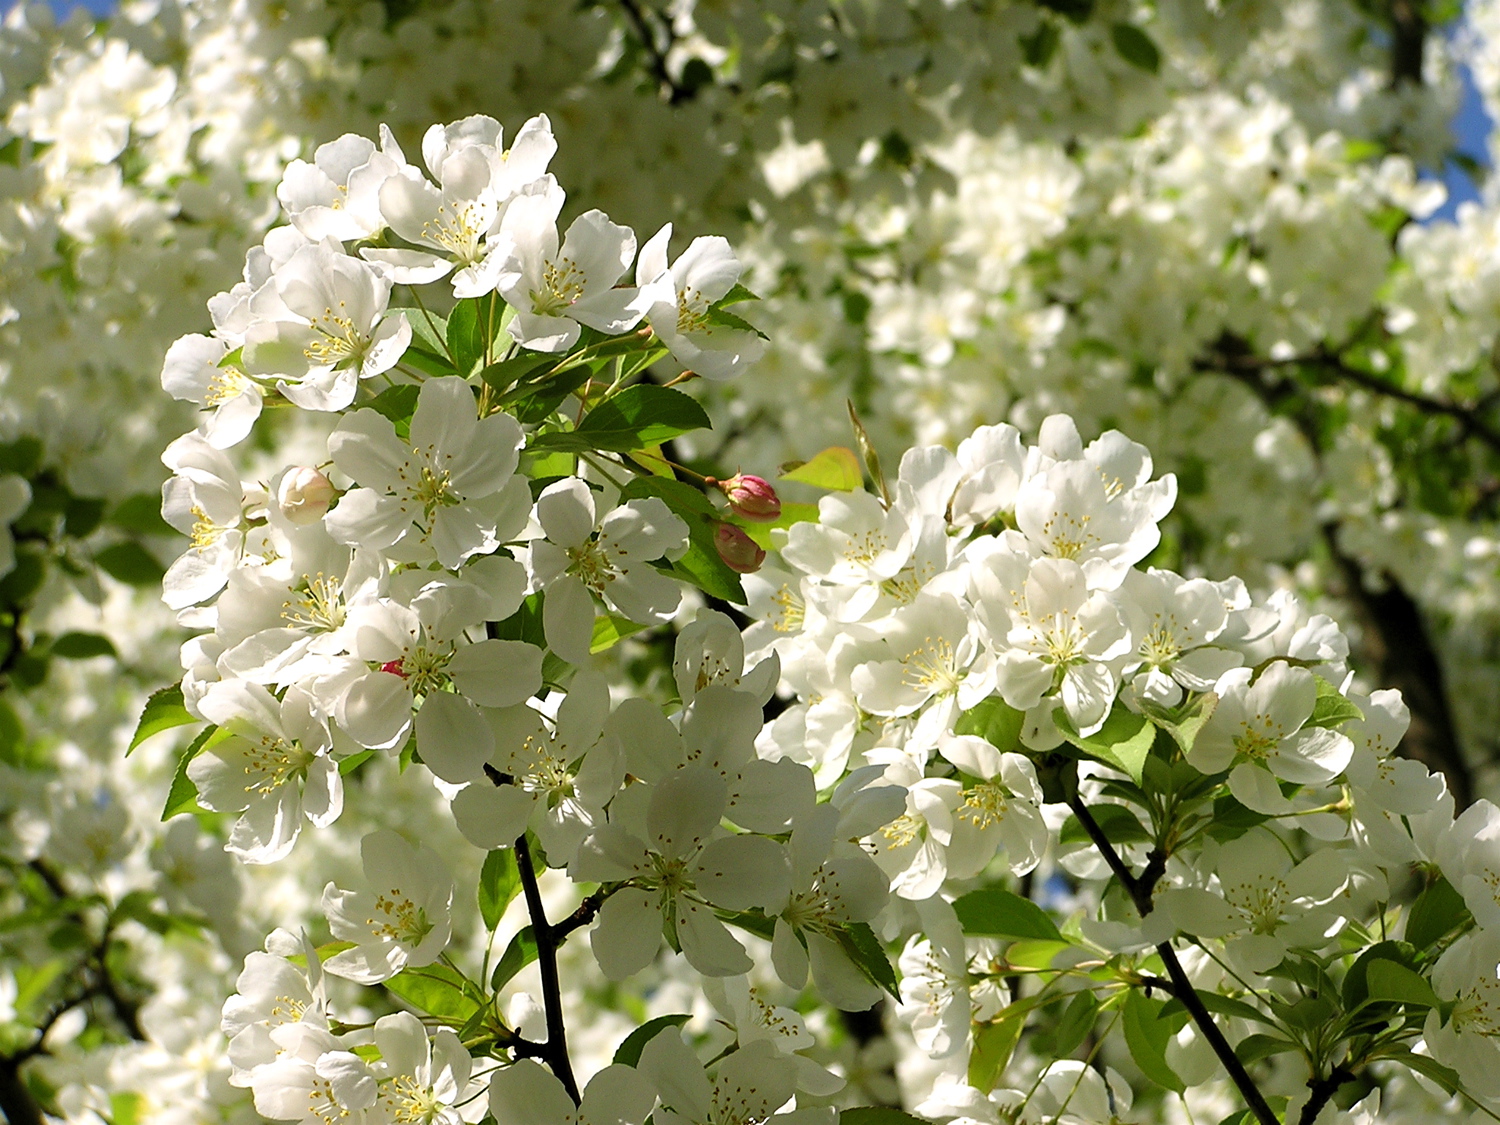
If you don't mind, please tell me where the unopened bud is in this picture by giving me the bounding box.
[277,466,336,525]
[714,521,766,574]
[717,473,781,522]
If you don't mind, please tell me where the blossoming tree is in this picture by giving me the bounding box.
[5,2,1500,1124]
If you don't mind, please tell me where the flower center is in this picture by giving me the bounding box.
[304,302,369,366]
[903,636,962,697]
[957,781,1012,829]
[1039,512,1096,560]
[384,1075,445,1125]
[420,200,492,261]
[368,886,436,946]
[676,287,712,335]
[241,735,315,795]
[282,572,346,632]
[531,256,587,316]
[189,504,226,550]
[566,538,618,594]
[1223,873,1289,934]
[1452,977,1500,1037]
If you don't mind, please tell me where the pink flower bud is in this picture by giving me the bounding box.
[719,473,781,522]
[277,466,336,525]
[714,521,766,574]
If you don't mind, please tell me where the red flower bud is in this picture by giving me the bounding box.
[380,660,407,677]
[713,521,766,574]
[719,473,781,522]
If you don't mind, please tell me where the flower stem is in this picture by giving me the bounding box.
[513,833,580,1103]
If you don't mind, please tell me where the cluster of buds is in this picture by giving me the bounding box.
[708,473,780,574]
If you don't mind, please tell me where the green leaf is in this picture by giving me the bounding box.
[50,631,116,659]
[703,304,768,339]
[0,436,42,476]
[1019,21,1060,67]
[338,750,375,775]
[835,921,899,998]
[591,613,647,654]
[161,725,217,820]
[1111,23,1161,72]
[1342,939,1418,1010]
[846,401,888,504]
[1308,676,1363,729]
[390,306,449,356]
[612,1014,692,1067]
[969,1006,1027,1092]
[401,346,458,379]
[1365,959,1440,1008]
[718,282,760,306]
[953,888,1063,942]
[128,684,193,755]
[1234,1033,1299,1065]
[1142,691,1218,755]
[779,446,863,491]
[1056,702,1156,784]
[1054,989,1099,1056]
[447,299,487,376]
[479,352,555,396]
[1384,1049,1462,1094]
[1405,877,1471,950]
[368,384,421,439]
[63,496,106,538]
[731,502,820,552]
[620,476,745,604]
[568,384,710,451]
[95,541,165,586]
[1123,990,1185,1092]
[839,1110,929,1125]
[384,963,480,1022]
[479,850,522,931]
[954,697,1026,755]
[1202,794,1270,842]
[492,592,549,649]
[107,494,173,537]
[491,926,539,990]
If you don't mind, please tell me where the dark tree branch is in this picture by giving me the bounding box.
[513,833,580,1103]
[1299,1064,1354,1125]
[1065,796,1281,1125]
[0,1059,43,1125]
[1194,336,1477,806]
[1389,0,1426,88]
[1323,529,1473,808]
[616,0,692,104]
[1194,343,1500,457]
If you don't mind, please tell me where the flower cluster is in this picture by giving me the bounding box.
[154,113,1500,1125]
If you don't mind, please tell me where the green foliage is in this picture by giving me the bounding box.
[478,849,523,931]
[1308,676,1364,729]
[835,921,899,998]
[1123,990,1186,1092]
[953,887,1063,942]
[612,1014,691,1066]
[161,725,217,820]
[954,697,1026,753]
[490,926,539,990]
[384,962,482,1022]
[778,446,862,491]
[533,385,711,453]
[1404,877,1471,950]
[1056,702,1156,784]
[1111,23,1161,72]
[95,541,164,586]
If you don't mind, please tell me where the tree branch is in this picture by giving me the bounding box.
[1298,1063,1353,1125]
[1389,0,1425,88]
[1065,796,1281,1125]
[615,0,692,104]
[513,833,580,1103]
